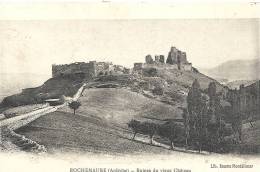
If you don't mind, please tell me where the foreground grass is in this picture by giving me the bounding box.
[16,111,175,155]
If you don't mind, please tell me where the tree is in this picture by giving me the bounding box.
[68,101,81,115]
[208,82,217,99]
[180,108,189,149]
[128,119,141,140]
[187,79,203,117]
[207,82,225,151]
[127,119,157,144]
[187,79,203,150]
[187,79,213,152]
[158,123,176,149]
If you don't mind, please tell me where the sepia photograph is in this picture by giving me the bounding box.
[0,1,259,172]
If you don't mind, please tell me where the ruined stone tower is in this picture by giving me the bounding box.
[166,46,188,64]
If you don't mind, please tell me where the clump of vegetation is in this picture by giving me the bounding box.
[68,101,81,115]
[152,86,164,96]
[157,121,184,149]
[142,68,158,77]
[127,119,157,144]
[185,80,241,153]
[127,80,241,153]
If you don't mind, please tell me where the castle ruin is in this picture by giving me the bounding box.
[52,61,129,78]
[134,46,192,72]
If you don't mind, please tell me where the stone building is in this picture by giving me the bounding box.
[52,61,129,78]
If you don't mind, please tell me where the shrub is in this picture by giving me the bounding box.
[128,119,157,144]
[157,121,185,149]
[143,68,158,77]
[152,86,164,95]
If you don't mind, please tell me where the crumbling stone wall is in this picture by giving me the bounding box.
[52,62,96,78]
[52,61,127,78]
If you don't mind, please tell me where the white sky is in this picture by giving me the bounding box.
[0,19,258,75]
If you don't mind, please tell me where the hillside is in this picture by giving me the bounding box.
[1,66,225,109]
[12,67,226,154]
[156,68,224,92]
[15,88,181,154]
[68,88,182,123]
[200,59,260,81]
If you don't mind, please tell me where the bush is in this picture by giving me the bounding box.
[166,91,184,102]
[128,119,157,144]
[143,68,158,77]
[152,86,164,95]
[157,121,185,149]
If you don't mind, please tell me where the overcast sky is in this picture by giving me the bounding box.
[0,19,258,75]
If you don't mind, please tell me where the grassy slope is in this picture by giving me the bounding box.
[16,88,182,154]
[78,88,181,124]
[17,111,174,154]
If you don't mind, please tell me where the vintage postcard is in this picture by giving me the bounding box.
[0,1,259,172]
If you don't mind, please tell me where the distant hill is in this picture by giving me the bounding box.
[199,59,260,81]
[226,80,257,89]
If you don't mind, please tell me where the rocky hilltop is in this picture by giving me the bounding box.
[1,46,226,117]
